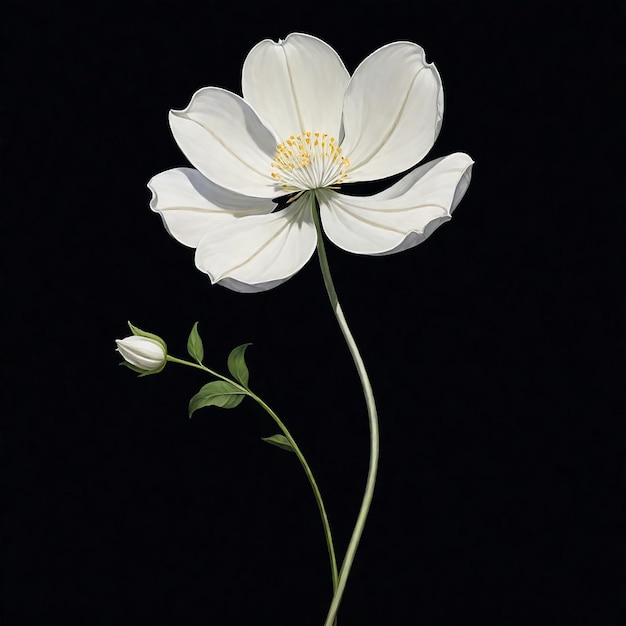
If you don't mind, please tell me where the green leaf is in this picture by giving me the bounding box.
[186,321,204,364]
[188,380,246,417]
[261,434,295,453]
[127,321,167,352]
[227,343,252,387]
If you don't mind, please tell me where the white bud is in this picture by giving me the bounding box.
[116,335,166,371]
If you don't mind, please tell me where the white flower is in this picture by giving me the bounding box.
[149,33,473,293]
[116,335,167,372]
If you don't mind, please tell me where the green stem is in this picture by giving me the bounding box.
[165,354,339,596]
[166,355,233,382]
[311,199,380,626]
[246,389,339,598]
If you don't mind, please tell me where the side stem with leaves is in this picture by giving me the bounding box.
[165,351,339,597]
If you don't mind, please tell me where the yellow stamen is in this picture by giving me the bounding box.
[270,131,351,192]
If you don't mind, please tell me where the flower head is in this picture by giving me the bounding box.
[116,322,167,374]
[149,33,473,292]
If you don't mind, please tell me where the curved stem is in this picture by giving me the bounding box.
[311,199,380,626]
[165,354,339,596]
[246,390,339,595]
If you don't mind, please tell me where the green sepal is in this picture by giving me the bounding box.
[186,321,204,364]
[127,321,167,353]
[227,343,252,387]
[118,361,164,377]
[119,361,144,374]
[188,380,246,417]
[261,434,295,453]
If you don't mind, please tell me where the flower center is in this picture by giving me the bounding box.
[270,131,350,193]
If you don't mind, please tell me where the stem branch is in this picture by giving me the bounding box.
[166,353,339,596]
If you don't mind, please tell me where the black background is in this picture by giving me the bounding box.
[3,1,624,625]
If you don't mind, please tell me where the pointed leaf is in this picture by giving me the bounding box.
[188,380,246,417]
[187,321,204,364]
[261,434,295,453]
[227,343,252,387]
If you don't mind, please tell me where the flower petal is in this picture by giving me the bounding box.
[116,336,166,371]
[318,153,473,255]
[169,87,279,198]
[242,33,350,141]
[148,168,276,247]
[340,42,444,183]
[194,193,317,292]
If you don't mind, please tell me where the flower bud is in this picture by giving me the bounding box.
[116,335,167,372]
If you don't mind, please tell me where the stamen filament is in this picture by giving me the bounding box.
[271,131,350,192]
